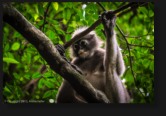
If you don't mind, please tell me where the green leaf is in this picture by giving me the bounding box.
[43,72,52,77]
[67,26,74,33]
[32,72,41,79]
[24,74,31,79]
[13,32,21,38]
[3,57,19,64]
[34,55,40,62]
[13,73,20,79]
[64,2,73,8]
[38,4,44,14]
[35,95,40,99]
[59,40,63,45]
[4,86,11,94]
[38,78,44,89]
[4,44,10,52]
[62,19,67,25]
[52,2,58,11]
[65,34,71,41]
[44,81,55,88]
[33,14,39,21]
[63,8,71,20]
[43,90,53,98]
[140,7,148,15]
[56,29,65,35]
[11,42,20,51]
[35,5,39,14]
[150,61,154,73]
[75,15,80,22]
[48,30,56,40]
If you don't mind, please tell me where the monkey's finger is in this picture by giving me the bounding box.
[101,11,108,19]
[55,44,65,56]
[106,11,116,20]
[101,12,107,22]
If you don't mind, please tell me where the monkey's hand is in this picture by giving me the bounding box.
[55,44,65,56]
[55,44,83,75]
[101,10,116,36]
[55,44,70,64]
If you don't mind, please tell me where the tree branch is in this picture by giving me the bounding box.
[3,3,109,103]
[63,2,147,49]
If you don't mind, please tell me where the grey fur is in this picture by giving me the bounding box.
[56,14,130,103]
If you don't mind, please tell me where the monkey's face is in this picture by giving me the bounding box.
[73,39,90,59]
[72,36,98,59]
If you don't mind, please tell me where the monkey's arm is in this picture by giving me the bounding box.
[116,47,126,77]
[102,11,130,103]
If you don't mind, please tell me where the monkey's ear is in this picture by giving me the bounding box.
[89,34,94,38]
[86,33,94,40]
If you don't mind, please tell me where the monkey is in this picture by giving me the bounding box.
[56,11,130,103]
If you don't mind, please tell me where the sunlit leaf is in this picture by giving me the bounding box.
[11,42,20,51]
[62,19,67,25]
[44,81,55,88]
[52,2,59,11]
[66,34,71,41]
[4,86,11,94]
[3,57,19,64]
[32,72,41,79]
[43,72,52,77]
[43,90,53,98]
[34,14,39,21]
[63,8,71,20]
[48,30,56,40]
[38,78,44,89]
[13,32,21,38]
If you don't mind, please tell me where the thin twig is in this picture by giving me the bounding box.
[96,2,106,11]
[41,2,52,32]
[116,24,147,101]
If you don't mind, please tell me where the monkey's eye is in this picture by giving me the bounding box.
[80,40,87,47]
[74,44,79,50]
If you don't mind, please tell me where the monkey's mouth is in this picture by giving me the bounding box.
[78,51,84,55]
[78,52,86,56]
[78,50,88,58]
[78,50,85,55]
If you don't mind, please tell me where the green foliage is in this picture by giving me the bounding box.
[3,57,19,64]
[3,2,154,103]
